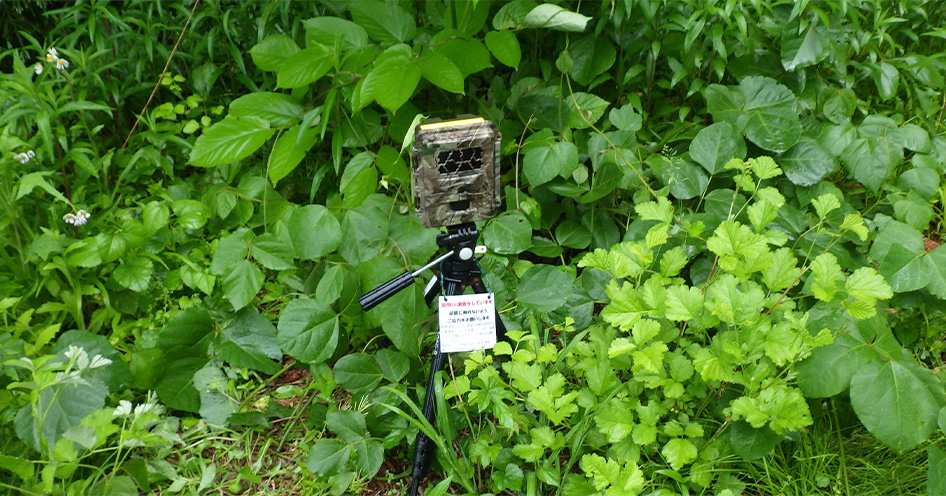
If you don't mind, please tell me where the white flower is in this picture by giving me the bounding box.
[64,209,91,226]
[46,47,59,62]
[114,400,133,417]
[55,58,69,71]
[63,213,77,224]
[33,63,43,75]
[13,152,32,164]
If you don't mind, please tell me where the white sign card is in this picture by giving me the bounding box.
[438,293,497,353]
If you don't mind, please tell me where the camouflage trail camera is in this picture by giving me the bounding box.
[412,117,501,228]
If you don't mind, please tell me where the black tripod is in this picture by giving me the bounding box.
[358,223,505,496]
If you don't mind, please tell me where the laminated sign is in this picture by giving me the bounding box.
[438,293,497,353]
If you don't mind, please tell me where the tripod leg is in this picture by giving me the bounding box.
[409,338,444,496]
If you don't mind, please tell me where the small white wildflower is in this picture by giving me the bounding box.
[74,209,90,226]
[27,150,35,158]
[88,354,112,369]
[55,58,70,71]
[33,63,43,75]
[13,152,31,164]
[114,400,133,417]
[46,47,59,62]
[63,213,77,225]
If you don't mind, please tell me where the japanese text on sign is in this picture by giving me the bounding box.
[438,293,497,353]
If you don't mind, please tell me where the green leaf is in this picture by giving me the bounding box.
[735,76,801,153]
[211,228,253,275]
[845,268,893,305]
[851,360,944,452]
[730,386,811,434]
[362,56,421,114]
[375,348,409,382]
[189,116,275,167]
[822,88,857,124]
[555,220,591,249]
[781,24,829,71]
[705,84,745,125]
[0,455,32,481]
[897,123,931,153]
[609,105,643,132]
[567,35,615,86]
[269,125,319,185]
[172,199,211,230]
[869,62,899,101]
[522,4,590,32]
[249,34,300,71]
[194,364,238,426]
[797,332,876,397]
[288,205,341,260]
[333,353,383,394]
[602,280,646,331]
[277,298,339,364]
[523,141,578,186]
[251,232,295,270]
[276,45,333,89]
[689,122,746,174]
[662,438,699,470]
[215,309,282,374]
[841,137,901,191]
[222,260,264,311]
[780,137,837,186]
[876,244,931,293]
[567,92,609,129]
[156,307,213,351]
[155,352,208,413]
[327,410,368,443]
[15,172,69,203]
[665,285,703,322]
[661,157,708,200]
[114,257,153,292]
[810,253,843,302]
[229,93,304,127]
[730,421,782,460]
[931,446,946,496]
[349,1,416,44]
[338,200,389,264]
[13,378,106,453]
[432,36,493,77]
[484,211,532,254]
[306,439,351,476]
[142,201,170,234]
[485,30,521,69]
[925,245,946,299]
[518,265,574,313]
[303,17,369,51]
[418,54,464,93]
[54,330,133,393]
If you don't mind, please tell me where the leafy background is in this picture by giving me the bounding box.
[2,0,946,495]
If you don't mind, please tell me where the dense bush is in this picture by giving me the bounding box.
[1,0,946,494]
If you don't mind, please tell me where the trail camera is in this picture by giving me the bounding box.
[412,117,501,228]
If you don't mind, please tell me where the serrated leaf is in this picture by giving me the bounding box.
[810,253,843,302]
[114,257,153,292]
[846,268,892,304]
[215,309,282,374]
[662,438,699,470]
[811,193,841,219]
[189,116,275,167]
[277,298,339,364]
[665,285,703,321]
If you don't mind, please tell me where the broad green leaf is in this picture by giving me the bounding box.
[338,199,389,264]
[113,257,153,292]
[251,232,295,270]
[172,199,210,230]
[54,330,133,393]
[229,92,304,127]
[841,137,901,191]
[14,379,106,453]
[350,1,416,44]
[555,220,591,249]
[215,309,282,374]
[306,439,351,476]
[705,84,745,125]
[781,24,829,71]
[567,35,615,86]
[129,348,165,390]
[154,352,208,413]
[222,260,264,311]
[362,56,421,114]
[142,201,170,234]
[189,116,275,167]
[851,360,944,452]
[735,76,801,153]
[567,92,609,129]
[931,446,946,496]
[762,248,799,292]
[249,34,299,71]
[602,280,646,330]
[326,410,368,443]
[780,137,836,186]
[485,30,521,69]
[665,285,703,322]
[269,125,319,185]
[810,252,843,302]
[822,88,857,124]
[730,421,782,460]
[340,151,378,208]
[288,205,341,260]
[0,455,32,481]
[523,141,578,186]
[156,307,213,351]
[303,17,369,51]
[518,265,574,313]
[277,298,339,364]
[375,348,409,382]
[522,4,590,32]
[503,361,544,392]
[418,54,464,93]
[897,123,931,153]
[868,219,923,262]
[876,244,931,293]
[869,62,899,101]
[333,353,383,394]
[354,440,384,476]
[484,211,532,254]
[432,35,492,77]
[194,364,238,426]
[846,267,893,305]
[925,245,946,299]
[609,105,642,132]
[689,122,746,174]
[211,228,253,275]
[276,45,333,89]
[15,172,69,203]
[661,157,708,200]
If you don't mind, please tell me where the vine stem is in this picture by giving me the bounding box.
[121,0,201,150]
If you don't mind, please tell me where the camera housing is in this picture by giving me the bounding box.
[411,116,501,228]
